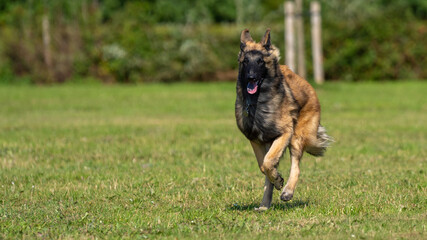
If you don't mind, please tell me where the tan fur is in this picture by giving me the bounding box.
[236,29,332,210]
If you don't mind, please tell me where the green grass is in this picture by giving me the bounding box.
[0,81,426,239]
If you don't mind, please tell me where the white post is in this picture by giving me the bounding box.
[235,0,244,26]
[310,1,324,84]
[295,0,306,79]
[42,14,52,76]
[284,1,296,71]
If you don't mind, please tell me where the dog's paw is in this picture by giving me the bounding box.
[273,174,284,190]
[254,206,269,212]
[260,165,266,174]
[280,187,294,202]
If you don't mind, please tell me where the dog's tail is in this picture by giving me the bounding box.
[305,125,333,157]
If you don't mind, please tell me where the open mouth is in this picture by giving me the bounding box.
[247,80,259,94]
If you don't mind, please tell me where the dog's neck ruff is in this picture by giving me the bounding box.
[244,97,253,117]
[243,78,264,117]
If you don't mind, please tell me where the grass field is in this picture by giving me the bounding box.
[0,81,426,239]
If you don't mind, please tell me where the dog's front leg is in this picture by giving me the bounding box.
[261,132,292,191]
[250,141,274,210]
[255,175,275,211]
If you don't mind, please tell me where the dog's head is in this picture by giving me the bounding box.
[238,29,281,95]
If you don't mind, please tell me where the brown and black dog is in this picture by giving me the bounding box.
[235,29,332,210]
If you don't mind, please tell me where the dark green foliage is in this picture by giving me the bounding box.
[0,0,426,83]
[323,13,427,80]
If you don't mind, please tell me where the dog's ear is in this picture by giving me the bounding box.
[261,28,271,50]
[240,29,253,51]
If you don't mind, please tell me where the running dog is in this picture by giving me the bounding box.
[235,29,332,210]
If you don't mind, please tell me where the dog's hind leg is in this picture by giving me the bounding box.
[281,110,319,201]
[280,136,304,201]
[251,141,274,210]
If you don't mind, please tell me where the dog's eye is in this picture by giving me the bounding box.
[243,58,249,64]
[257,59,264,65]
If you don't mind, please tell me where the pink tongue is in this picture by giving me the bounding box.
[247,82,258,94]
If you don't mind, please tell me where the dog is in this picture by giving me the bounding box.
[235,29,332,210]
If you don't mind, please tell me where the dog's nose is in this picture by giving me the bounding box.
[247,75,256,81]
[247,70,257,80]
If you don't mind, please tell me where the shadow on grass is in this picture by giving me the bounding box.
[228,199,309,211]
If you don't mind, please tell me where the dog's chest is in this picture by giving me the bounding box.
[236,100,282,143]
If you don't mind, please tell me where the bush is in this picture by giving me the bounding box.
[0,0,426,83]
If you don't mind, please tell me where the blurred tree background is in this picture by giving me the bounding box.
[0,0,426,84]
